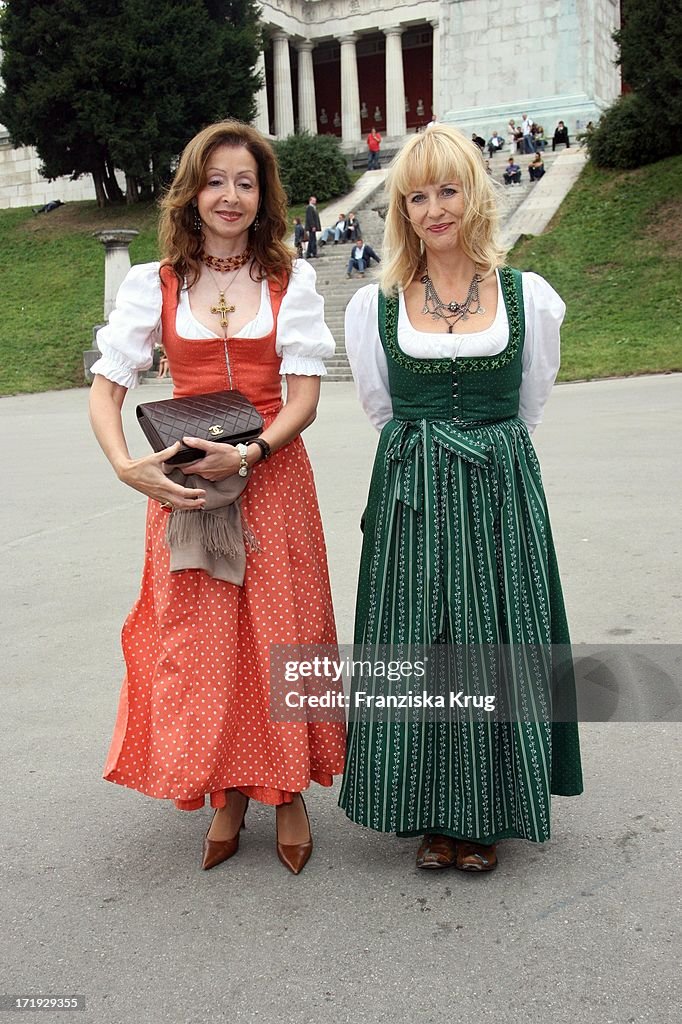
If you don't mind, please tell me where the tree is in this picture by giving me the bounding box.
[586,0,682,169]
[0,1,263,205]
[614,0,682,130]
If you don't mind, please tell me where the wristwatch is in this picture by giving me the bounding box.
[236,443,249,478]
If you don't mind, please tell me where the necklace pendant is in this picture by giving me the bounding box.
[477,306,486,315]
[211,290,236,330]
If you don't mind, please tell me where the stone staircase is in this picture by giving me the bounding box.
[313,201,387,382]
[318,146,562,381]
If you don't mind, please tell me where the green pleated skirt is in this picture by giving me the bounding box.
[338,415,583,843]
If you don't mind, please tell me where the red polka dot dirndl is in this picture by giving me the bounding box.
[103,267,346,809]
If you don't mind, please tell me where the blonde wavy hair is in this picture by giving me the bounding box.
[379,124,507,296]
[158,120,293,292]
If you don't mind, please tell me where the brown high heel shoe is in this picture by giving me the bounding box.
[201,795,249,871]
[276,794,313,875]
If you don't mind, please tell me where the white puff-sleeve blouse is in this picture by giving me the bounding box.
[344,271,565,433]
[90,257,335,389]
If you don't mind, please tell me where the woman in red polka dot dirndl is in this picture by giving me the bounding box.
[89,121,346,874]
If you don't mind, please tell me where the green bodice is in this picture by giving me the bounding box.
[378,266,525,426]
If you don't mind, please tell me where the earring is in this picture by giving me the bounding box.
[193,206,202,233]
[252,213,260,232]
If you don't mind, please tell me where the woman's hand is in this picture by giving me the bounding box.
[118,442,207,509]
[177,437,248,482]
[89,375,204,510]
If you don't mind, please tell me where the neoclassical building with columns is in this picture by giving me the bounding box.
[255,0,622,144]
[0,0,621,207]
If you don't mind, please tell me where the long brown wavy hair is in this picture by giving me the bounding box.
[158,120,293,292]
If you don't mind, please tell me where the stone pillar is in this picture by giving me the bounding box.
[339,34,362,144]
[253,47,270,136]
[296,40,317,135]
[384,27,407,138]
[84,229,139,381]
[94,230,139,319]
[272,32,295,139]
[430,19,440,119]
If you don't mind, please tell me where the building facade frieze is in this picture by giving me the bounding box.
[259,0,438,42]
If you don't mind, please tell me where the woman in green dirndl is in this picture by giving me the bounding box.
[338,124,582,872]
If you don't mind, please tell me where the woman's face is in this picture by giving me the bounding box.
[195,144,260,252]
[404,180,467,257]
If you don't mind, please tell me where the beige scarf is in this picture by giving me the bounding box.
[163,467,258,585]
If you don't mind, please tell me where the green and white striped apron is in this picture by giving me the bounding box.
[339,268,583,843]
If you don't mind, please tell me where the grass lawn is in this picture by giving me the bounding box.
[0,159,680,395]
[0,202,160,395]
[510,155,682,380]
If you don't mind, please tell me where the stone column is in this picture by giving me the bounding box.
[430,19,440,119]
[272,32,295,139]
[84,229,139,381]
[297,40,317,135]
[339,34,362,144]
[384,27,407,138]
[94,230,139,319]
[253,47,270,136]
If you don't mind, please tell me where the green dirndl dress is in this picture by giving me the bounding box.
[338,267,583,844]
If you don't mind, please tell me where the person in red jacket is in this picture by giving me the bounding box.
[367,126,382,170]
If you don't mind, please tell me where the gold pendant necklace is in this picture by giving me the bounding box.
[204,263,245,336]
[202,262,248,390]
[210,291,235,332]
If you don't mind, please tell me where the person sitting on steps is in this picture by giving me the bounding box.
[347,237,381,278]
[319,214,347,245]
[346,212,361,242]
[528,152,545,182]
[552,120,570,151]
[503,157,522,185]
[487,130,505,158]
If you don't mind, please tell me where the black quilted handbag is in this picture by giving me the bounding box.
[136,389,264,466]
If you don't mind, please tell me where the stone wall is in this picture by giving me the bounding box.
[0,136,98,209]
[439,0,620,138]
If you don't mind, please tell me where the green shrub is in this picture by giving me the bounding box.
[274,132,352,204]
[586,93,675,170]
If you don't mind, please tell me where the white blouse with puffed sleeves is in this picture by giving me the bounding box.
[90,257,335,389]
[344,271,566,433]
